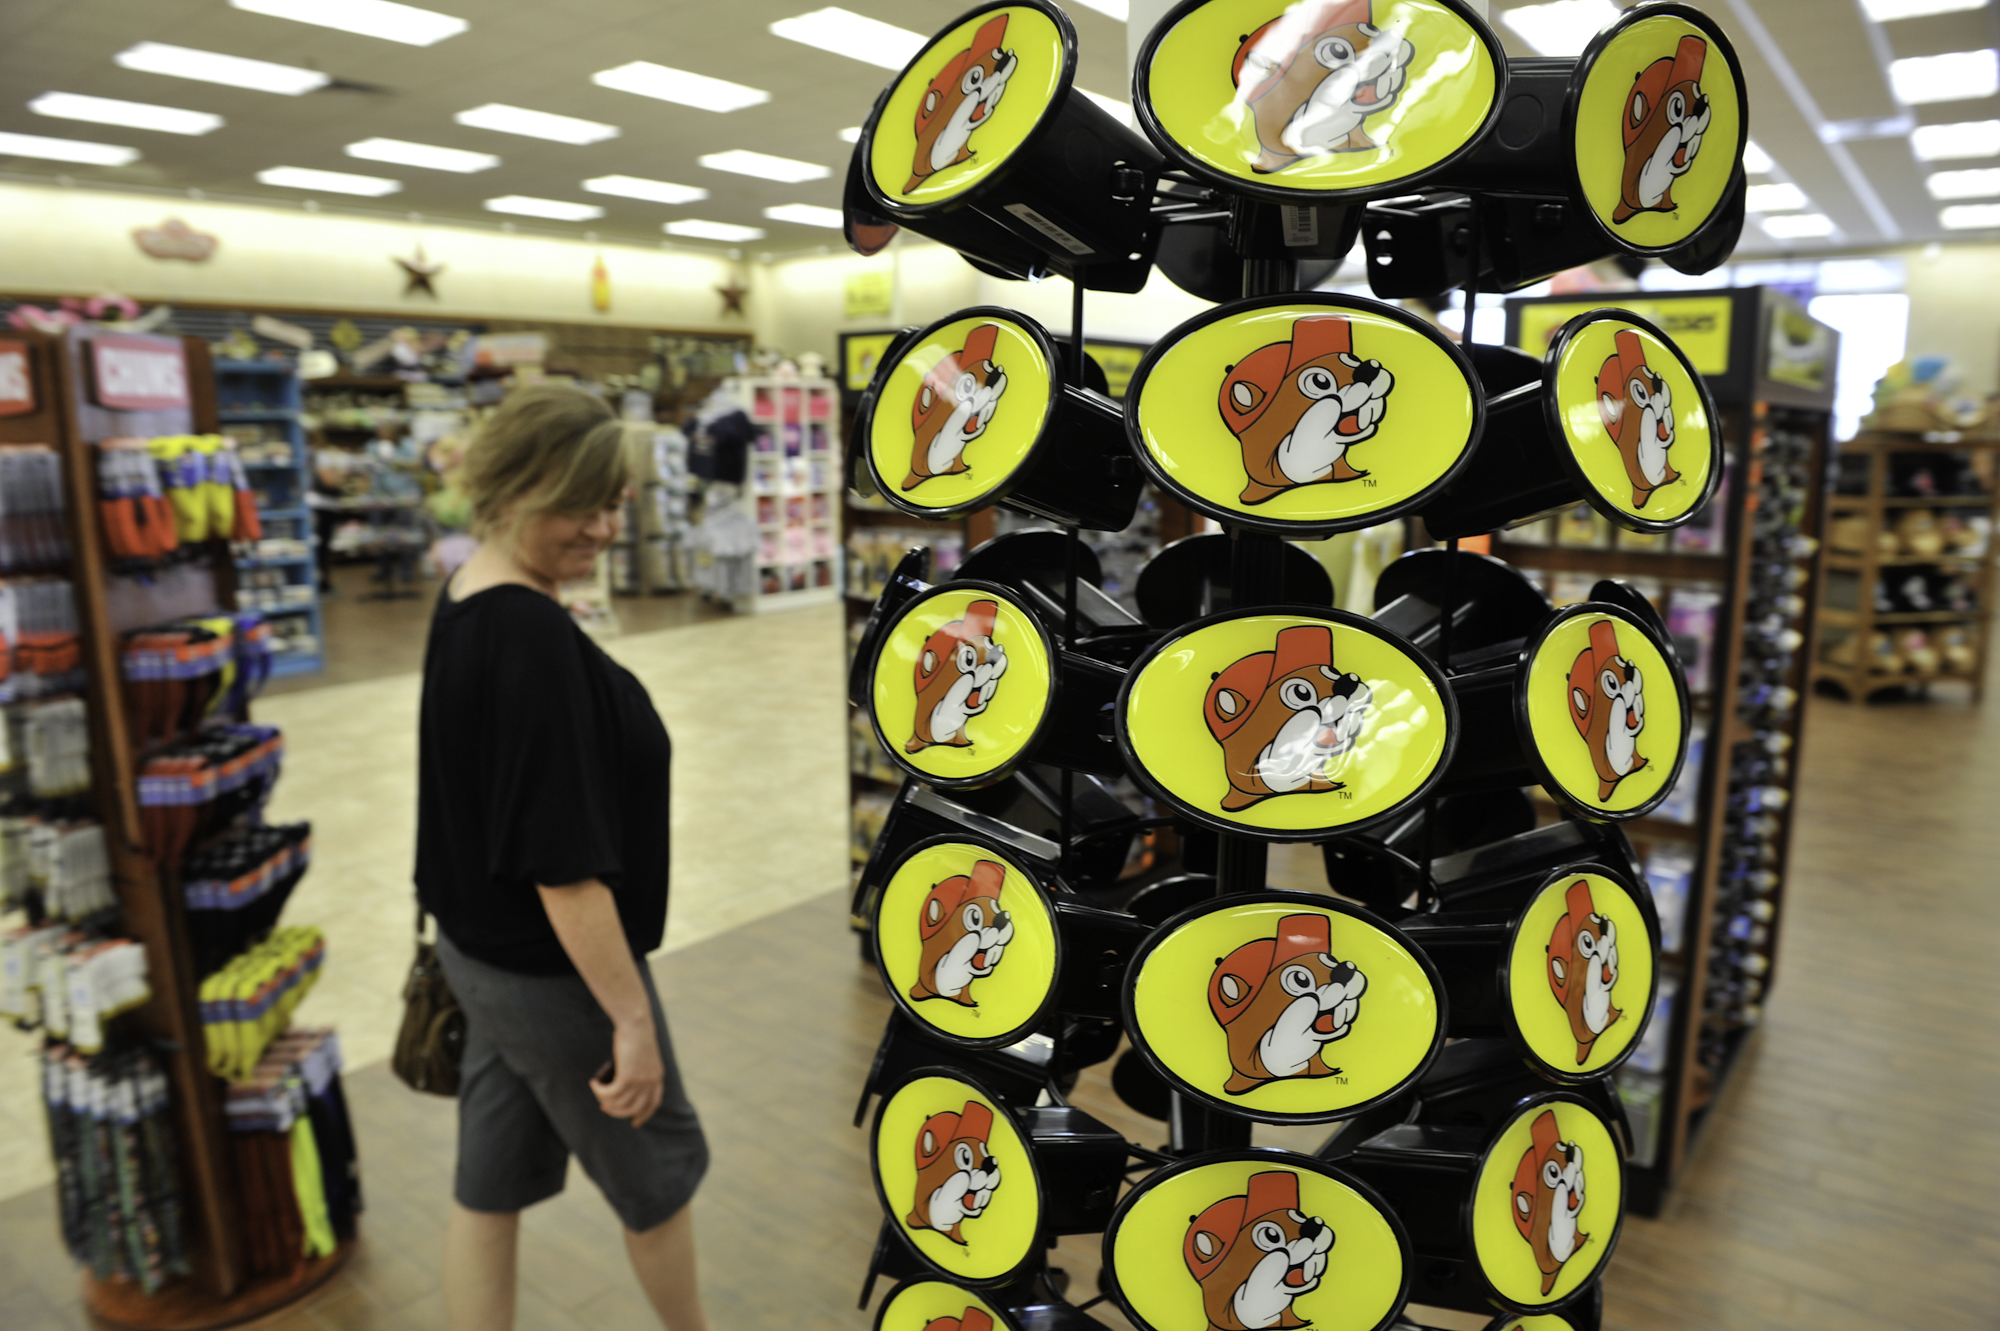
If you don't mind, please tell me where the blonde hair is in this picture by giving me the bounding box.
[459,385,630,538]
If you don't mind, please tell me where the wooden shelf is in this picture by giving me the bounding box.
[1488,540,1729,584]
[1820,607,1980,625]
[1830,493,1994,508]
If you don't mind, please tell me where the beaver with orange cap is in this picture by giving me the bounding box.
[1218,316,1395,505]
[1184,1169,1335,1330]
[1512,1109,1590,1295]
[910,859,1014,1007]
[905,323,1008,492]
[1566,619,1648,802]
[906,15,1017,193]
[1613,35,1713,224]
[1206,623,1372,811]
[1597,327,1681,509]
[906,1100,1003,1245]
[1547,878,1623,1065]
[907,599,1008,754]
[1208,912,1367,1095]
[1231,0,1414,175]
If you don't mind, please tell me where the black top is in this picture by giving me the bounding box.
[415,584,671,975]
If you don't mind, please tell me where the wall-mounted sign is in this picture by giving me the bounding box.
[0,340,34,417]
[846,270,895,319]
[132,217,218,262]
[89,335,189,411]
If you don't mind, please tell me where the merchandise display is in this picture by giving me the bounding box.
[216,360,324,676]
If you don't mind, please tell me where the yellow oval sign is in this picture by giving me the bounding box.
[1119,610,1454,839]
[1137,0,1502,198]
[872,1072,1041,1284]
[1520,605,1687,820]
[1130,296,1481,533]
[1572,6,1746,252]
[1549,310,1718,530]
[1505,870,1657,1079]
[865,311,1055,517]
[1483,1313,1589,1331]
[874,839,1060,1049]
[876,1278,1016,1331]
[1106,1153,1409,1331]
[869,583,1054,788]
[1126,894,1442,1123]
[869,4,1071,210]
[1469,1097,1623,1310]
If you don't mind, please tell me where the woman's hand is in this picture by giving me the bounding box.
[592,1016,666,1127]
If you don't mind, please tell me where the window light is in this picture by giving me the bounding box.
[1889,50,2000,105]
[1927,167,2000,198]
[583,174,708,204]
[28,92,222,136]
[0,131,140,166]
[764,203,844,228]
[1498,0,1619,57]
[228,0,467,46]
[699,149,829,182]
[455,103,619,144]
[1741,139,1774,174]
[1913,119,2000,160]
[257,165,401,195]
[114,41,330,95]
[1862,0,1986,18]
[1760,213,1836,239]
[1069,0,1129,18]
[666,219,767,242]
[1941,202,2000,227]
[591,62,768,112]
[483,195,604,221]
[345,137,496,172]
[1744,182,1808,213]
[838,126,862,144]
[1081,90,1135,129]
[768,9,927,70]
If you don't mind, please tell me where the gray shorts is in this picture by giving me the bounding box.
[437,934,708,1232]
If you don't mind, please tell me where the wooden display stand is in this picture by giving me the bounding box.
[3,327,352,1324]
[1811,430,2000,702]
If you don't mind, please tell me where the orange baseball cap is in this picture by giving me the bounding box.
[1511,1110,1565,1240]
[1209,913,1332,1026]
[1218,318,1354,438]
[922,1311,994,1331]
[915,1100,997,1171]
[914,324,1003,432]
[1566,620,1624,738]
[918,860,1007,940]
[1206,624,1335,741]
[1624,36,1708,148]
[1184,1170,1303,1280]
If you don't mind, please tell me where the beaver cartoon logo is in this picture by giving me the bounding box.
[1597,328,1680,509]
[906,324,1007,492]
[907,15,1017,193]
[1219,317,1394,505]
[1547,880,1621,1065]
[1512,1110,1589,1296]
[907,1100,1003,1245]
[908,599,1009,754]
[1184,1170,1335,1330]
[1231,0,1416,175]
[1209,912,1368,1096]
[911,859,1015,1007]
[1566,620,1646,802]
[1206,624,1372,812]
[1613,35,1711,224]
[921,1311,993,1331]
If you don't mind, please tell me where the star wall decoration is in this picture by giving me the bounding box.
[716,280,748,316]
[395,244,444,298]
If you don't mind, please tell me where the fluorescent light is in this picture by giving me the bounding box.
[1941,202,2000,227]
[1760,213,1836,239]
[666,219,766,241]
[1498,0,1618,57]
[1863,0,1986,18]
[1928,166,2000,198]
[583,174,708,204]
[1913,119,2000,160]
[346,137,496,172]
[484,195,603,221]
[258,165,401,195]
[1081,89,1135,129]
[229,0,467,45]
[768,8,926,70]
[591,62,768,112]
[28,92,221,136]
[1741,139,1774,174]
[838,126,862,144]
[1889,50,1999,105]
[114,41,329,95]
[455,103,619,144]
[0,131,139,166]
[699,149,829,182]
[1745,182,1809,212]
[1069,0,1129,18]
[764,203,844,228]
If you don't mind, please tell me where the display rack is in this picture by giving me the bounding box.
[724,374,843,610]
[1503,286,1837,1214]
[213,360,323,677]
[1811,430,1998,701]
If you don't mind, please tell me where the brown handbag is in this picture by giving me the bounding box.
[392,909,465,1096]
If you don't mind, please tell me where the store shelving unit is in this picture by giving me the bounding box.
[1811,430,1998,702]
[728,374,843,610]
[213,359,323,677]
[1502,287,1837,1214]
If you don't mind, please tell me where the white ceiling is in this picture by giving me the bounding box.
[0,0,1994,257]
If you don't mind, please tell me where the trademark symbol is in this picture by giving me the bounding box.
[1363,478,1378,488]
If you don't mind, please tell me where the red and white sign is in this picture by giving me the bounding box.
[0,341,32,417]
[90,335,188,411]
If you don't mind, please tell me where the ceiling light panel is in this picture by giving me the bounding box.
[838,126,862,144]
[666,219,767,241]
[455,103,619,144]
[346,137,497,172]
[1498,0,1619,57]
[591,63,769,111]
[699,149,829,182]
[258,165,401,195]
[1741,139,1774,174]
[1913,119,2000,160]
[583,174,708,204]
[28,92,222,136]
[768,8,926,69]
[764,203,844,227]
[229,0,468,45]
[1745,182,1809,212]
[0,131,140,166]
[114,41,330,94]
[1863,0,1987,18]
[1889,50,2000,105]
[1081,90,1135,128]
[1941,202,2000,227]
[485,195,604,221]
[1068,0,1129,18]
[1927,167,2000,197]
[1760,213,1836,239]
